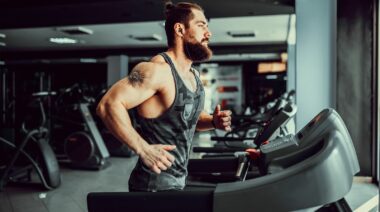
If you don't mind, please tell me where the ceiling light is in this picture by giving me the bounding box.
[80,58,97,63]
[227,31,255,38]
[0,33,5,39]
[56,26,93,35]
[209,53,280,62]
[49,37,78,44]
[129,34,162,41]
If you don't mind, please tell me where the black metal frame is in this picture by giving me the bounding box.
[372,0,379,185]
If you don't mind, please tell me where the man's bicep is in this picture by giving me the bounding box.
[103,62,162,109]
[105,78,156,109]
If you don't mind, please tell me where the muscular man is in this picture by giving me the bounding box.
[97,1,232,192]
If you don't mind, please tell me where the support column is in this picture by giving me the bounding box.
[295,0,337,130]
[106,55,129,87]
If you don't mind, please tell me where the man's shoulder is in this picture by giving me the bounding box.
[135,55,169,72]
[150,54,167,64]
[130,56,171,85]
[134,58,169,73]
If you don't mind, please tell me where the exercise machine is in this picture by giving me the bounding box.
[190,91,296,163]
[188,101,297,182]
[0,91,61,190]
[188,100,296,182]
[52,84,110,170]
[87,108,359,212]
[192,101,297,155]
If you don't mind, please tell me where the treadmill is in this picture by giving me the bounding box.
[187,101,297,182]
[87,108,359,212]
[192,101,297,154]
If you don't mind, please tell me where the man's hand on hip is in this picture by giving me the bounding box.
[139,144,176,174]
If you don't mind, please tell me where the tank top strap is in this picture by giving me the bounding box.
[159,52,179,79]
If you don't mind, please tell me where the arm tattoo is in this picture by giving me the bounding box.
[128,69,145,87]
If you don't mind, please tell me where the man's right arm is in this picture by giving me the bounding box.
[96,62,175,174]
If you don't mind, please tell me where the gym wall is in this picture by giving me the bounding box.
[337,0,374,176]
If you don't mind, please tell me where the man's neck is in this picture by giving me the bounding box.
[166,47,193,73]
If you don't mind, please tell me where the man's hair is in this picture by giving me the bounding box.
[164,1,203,47]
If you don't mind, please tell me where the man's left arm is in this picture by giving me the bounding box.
[196,105,232,132]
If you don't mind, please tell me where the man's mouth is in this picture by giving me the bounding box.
[202,40,209,45]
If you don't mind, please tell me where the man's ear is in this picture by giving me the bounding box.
[174,23,185,37]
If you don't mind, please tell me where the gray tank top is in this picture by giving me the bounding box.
[128,52,205,191]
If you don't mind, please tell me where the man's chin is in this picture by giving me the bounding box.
[188,55,211,62]
[205,49,213,61]
[184,41,213,61]
[200,48,213,62]
[196,55,212,62]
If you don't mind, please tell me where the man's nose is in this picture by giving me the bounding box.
[205,30,212,38]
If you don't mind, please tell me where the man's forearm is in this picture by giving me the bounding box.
[97,103,148,155]
[196,107,233,132]
[196,112,214,131]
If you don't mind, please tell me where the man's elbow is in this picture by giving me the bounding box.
[96,101,108,119]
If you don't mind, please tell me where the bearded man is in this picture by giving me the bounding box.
[97,1,232,192]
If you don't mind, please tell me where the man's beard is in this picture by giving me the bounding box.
[183,38,213,62]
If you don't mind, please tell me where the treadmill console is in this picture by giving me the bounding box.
[260,134,298,154]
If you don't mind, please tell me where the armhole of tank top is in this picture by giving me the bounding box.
[190,67,202,92]
[157,53,179,114]
[191,67,200,77]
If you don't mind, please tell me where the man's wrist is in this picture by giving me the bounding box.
[211,118,217,129]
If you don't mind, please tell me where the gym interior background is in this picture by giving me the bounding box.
[0,0,379,211]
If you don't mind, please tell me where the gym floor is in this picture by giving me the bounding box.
[0,133,379,212]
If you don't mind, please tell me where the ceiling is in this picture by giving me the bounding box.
[0,0,295,61]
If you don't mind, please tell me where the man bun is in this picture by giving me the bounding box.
[164,1,175,17]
